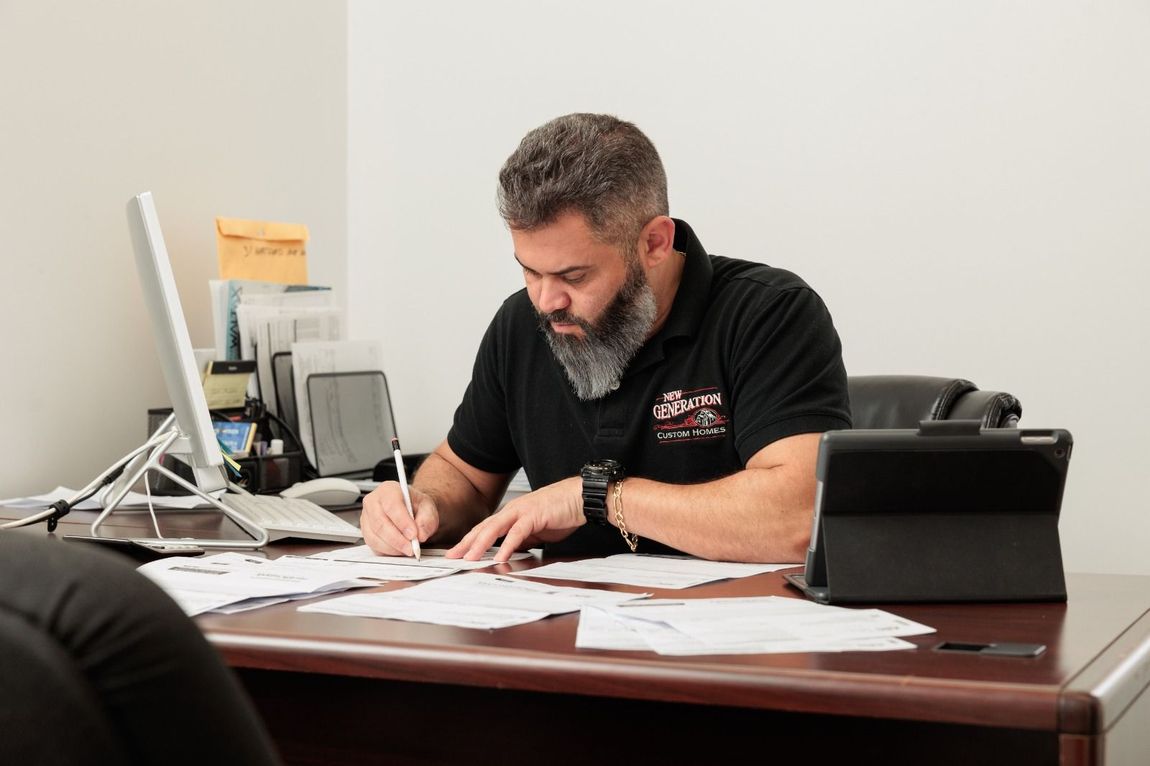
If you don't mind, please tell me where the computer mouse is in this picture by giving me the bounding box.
[280,477,362,507]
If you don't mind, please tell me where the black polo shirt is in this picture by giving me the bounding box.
[447,219,851,555]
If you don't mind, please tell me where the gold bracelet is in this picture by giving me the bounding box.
[613,478,638,553]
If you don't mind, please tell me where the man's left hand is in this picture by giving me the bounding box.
[446,476,584,562]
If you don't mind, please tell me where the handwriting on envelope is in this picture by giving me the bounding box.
[216,217,309,284]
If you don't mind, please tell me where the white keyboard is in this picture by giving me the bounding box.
[222,493,363,544]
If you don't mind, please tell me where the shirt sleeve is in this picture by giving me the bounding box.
[729,284,852,463]
[446,304,522,475]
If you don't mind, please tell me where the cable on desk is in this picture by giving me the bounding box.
[0,437,146,532]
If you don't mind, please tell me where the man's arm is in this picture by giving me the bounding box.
[448,432,821,564]
[416,441,512,543]
[612,433,820,562]
[360,440,510,556]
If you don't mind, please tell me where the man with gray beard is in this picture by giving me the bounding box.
[538,245,656,401]
[362,113,851,563]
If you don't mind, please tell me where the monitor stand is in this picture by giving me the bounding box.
[89,414,269,549]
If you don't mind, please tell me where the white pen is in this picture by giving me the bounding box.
[391,437,422,561]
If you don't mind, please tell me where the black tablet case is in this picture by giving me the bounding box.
[786,422,1072,604]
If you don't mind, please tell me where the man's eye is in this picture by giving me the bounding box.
[563,274,586,285]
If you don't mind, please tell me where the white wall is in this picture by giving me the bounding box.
[0,2,347,496]
[348,1,1150,574]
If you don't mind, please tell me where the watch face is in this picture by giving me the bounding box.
[584,459,623,479]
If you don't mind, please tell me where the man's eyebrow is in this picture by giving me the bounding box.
[513,254,588,277]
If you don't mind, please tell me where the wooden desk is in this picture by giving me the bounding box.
[5,506,1149,765]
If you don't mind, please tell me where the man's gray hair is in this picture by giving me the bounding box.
[497,113,669,248]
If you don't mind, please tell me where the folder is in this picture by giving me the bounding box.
[216,217,309,284]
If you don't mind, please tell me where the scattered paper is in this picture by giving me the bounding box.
[137,552,374,616]
[286,553,459,581]
[576,596,932,655]
[300,572,649,629]
[310,543,532,572]
[516,553,798,589]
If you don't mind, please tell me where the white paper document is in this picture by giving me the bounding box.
[276,554,460,581]
[576,596,933,655]
[290,340,386,466]
[210,279,334,362]
[516,553,798,589]
[137,552,375,617]
[237,304,343,414]
[300,572,649,629]
[310,544,532,572]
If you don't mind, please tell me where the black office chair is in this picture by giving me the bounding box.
[0,535,281,766]
[847,375,1022,430]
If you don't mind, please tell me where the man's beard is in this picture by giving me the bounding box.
[538,259,658,401]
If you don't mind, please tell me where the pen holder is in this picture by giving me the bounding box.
[235,451,306,493]
[145,407,244,495]
[146,406,310,495]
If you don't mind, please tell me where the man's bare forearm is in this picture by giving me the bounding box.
[614,468,814,563]
[608,433,822,563]
[413,449,505,545]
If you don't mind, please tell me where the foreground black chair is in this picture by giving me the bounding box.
[847,375,1022,430]
[0,535,281,766]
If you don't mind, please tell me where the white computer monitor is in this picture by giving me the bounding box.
[126,191,227,491]
[88,192,266,547]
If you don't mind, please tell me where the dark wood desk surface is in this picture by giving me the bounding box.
[6,505,1149,765]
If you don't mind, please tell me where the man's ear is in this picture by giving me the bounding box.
[637,216,677,268]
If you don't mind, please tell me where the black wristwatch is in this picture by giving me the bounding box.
[581,459,625,526]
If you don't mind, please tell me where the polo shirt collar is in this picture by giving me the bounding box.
[623,218,712,377]
[659,218,712,340]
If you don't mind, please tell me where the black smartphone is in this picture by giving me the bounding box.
[934,641,1046,658]
[61,535,206,563]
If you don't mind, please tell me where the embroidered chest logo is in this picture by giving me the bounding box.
[652,386,730,444]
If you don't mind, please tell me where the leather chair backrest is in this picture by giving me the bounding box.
[848,375,1022,430]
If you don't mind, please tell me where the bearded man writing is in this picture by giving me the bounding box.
[362,113,851,564]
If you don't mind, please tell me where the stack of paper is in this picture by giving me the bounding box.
[577,596,934,655]
[138,552,377,616]
[210,279,335,362]
[209,279,341,416]
[300,572,650,629]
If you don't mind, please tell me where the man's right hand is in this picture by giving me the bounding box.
[360,481,439,556]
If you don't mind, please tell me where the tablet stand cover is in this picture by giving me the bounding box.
[791,422,1071,604]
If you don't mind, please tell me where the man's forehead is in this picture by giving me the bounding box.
[511,219,622,273]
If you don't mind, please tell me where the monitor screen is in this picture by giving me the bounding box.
[126,192,226,493]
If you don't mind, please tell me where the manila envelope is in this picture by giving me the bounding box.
[216,217,309,284]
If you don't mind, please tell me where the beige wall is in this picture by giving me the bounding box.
[347,1,1150,575]
[5,1,1148,577]
[0,2,347,496]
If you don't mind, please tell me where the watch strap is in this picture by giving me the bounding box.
[581,460,623,526]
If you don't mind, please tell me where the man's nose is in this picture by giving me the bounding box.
[536,277,571,314]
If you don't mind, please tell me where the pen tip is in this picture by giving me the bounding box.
[391,437,400,450]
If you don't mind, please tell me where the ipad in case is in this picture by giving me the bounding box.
[785,421,1072,604]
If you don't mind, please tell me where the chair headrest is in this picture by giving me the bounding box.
[847,375,985,429]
